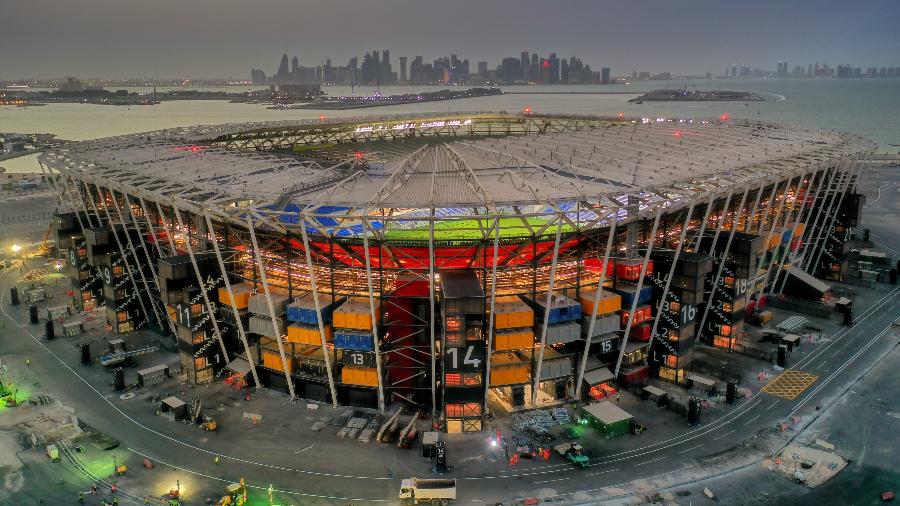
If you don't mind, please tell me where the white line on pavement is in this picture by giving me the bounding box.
[585,468,620,477]
[677,444,703,454]
[712,430,735,441]
[634,457,666,467]
[743,414,761,426]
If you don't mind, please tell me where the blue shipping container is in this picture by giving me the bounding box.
[334,331,375,352]
[612,285,652,308]
[286,295,345,324]
[525,295,582,324]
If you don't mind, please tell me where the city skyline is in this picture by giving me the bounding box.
[1,0,899,79]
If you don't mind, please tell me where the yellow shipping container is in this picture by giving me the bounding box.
[794,222,806,237]
[579,290,622,316]
[767,232,782,249]
[287,323,332,345]
[333,298,380,331]
[217,282,252,310]
[494,329,534,350]
[342,366,378,386]
[493,296,534,330]
[261,349,292,373]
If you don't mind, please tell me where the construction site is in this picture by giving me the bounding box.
[32,112,880,433]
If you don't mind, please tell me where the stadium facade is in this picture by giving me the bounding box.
[40,113,872,432]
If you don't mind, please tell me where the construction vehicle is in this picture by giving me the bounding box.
[218,478,247,506]
[200,416,218,431]
[554,442,589,469]
[46,444,60,462]
[399,477,456,505]
[115,463,127,476]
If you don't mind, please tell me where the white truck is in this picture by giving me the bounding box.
[399,477,457,505]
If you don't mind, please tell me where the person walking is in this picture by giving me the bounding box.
[78,491,84,504]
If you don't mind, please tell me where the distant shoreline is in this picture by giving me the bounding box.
[629,89,764,103]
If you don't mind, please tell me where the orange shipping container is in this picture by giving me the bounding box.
[341,366,379,387]
[333,298,380,331]
[217,282,252,310]
[493,296,534,330]
[579,289,622,316]
[287,323,332,345]
[793,222,806,237]
[493,329,534,350]
[261,349,293,373]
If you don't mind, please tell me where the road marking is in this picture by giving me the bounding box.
[830,350,841,358]
[762,370,818,400]
[712,430,735,441]
[585,468,619,477]
[294,444,315,454]
[765,401,779,411]
[677,444,703,454]
[533,477,570,484]
[634,457,665,467]
[744,414,761,426]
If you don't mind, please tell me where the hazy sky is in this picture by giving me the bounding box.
[2,0,899,79]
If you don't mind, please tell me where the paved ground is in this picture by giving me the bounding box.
[0,166,898,505]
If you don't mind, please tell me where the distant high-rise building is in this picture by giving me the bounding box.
[399,57,408,82]
[632,70,638,79]
[291,56,300,75]
[521,51,530,81]
[531,53,539,83]
[730,64,738,78]
[600,67,611,84]
[807,63,813,77]
[250,68,267,84]
[277,54,290,82]
[478,61,488,79]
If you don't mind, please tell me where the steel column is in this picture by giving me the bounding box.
[172,206,231,368]
[88,182,154,332]
[205,212,261,390]
[808,160,863,275]
[798,164,842,270]
[361,221,386,412]
[646,200,697,356]
[769,172,813,295]
[574,210,618,399]
[532,215,564,404]
[777,165,830,294]
[299,218,339,407]
[695,188,751,346]
[613,207,662,379]
[747,178,791,301]
[428,211,437,417]
[154,201,179,256]
[246,217,298,400]
[483,217,501,412]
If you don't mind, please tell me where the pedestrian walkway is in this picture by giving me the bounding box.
[762,370,818,400]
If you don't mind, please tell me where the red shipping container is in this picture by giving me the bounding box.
[616,259,654,281]
[393,275,430,297]
[620,305,652,326]
[619,365,649,385]
[629,323,651,341]
[584,257,615,276]
[791,237,802,252]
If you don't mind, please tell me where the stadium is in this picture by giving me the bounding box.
[40,112,873,433]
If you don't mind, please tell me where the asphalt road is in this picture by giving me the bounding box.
[1,167,898,504]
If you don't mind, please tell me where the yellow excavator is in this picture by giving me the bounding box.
[217,478,247,506]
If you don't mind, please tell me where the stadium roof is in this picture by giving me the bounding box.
[41,112,873,235]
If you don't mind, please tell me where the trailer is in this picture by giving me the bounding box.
[553,442,589,468]
[399,477,456,505]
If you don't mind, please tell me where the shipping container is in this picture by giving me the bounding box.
[287,323,333,345]
[493,328,534,350]
[620,305,652,326]
[393,274,431,297]
[618,364,649,385]
[578,289,622,316]
[334,330,376,351]
[248,315,285,336]
[616,259,653,281]
[543,321,581,345]
[538,348,572,380]
[217,282,252,310]
[525,294,582,324]
[583,257,615,276]
[489,351,530,386]
[493,296,534,329]
[333,297,380,331]
[629,323,651,341]
[286,294,345,324]
[612,283,653,308]
[581,313,620,338]
[341,366,379,387]
[248,291,290,317]
[261,347,293,373]
[581,401,633,438]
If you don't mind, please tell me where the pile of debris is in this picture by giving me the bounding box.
[509,407,571,438]
[764,440,847,488]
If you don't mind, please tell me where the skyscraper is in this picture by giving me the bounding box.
[277,54,290,83]
[601,67,611,84]
[399,57,408,83]
[521,51,530,81]
[478,61,488,80]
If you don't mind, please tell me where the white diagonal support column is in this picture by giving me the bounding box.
[247,216,298,400]
[747,178,791,301]
[88,182,154,333]
[138,198,167,259]
[777,166,830,294]
[205,211,261,390]
[798,165,841,270]
[109,190,169,333]
[574,210,618,399]
[299,217,339,407]
[769,172,812,295]
[361,220,386,413]
[484,217,501,411]
[646,200,697,355]
[613,207,662,379]
[695,187,751,346]
[532,215,564,404]
[154,200,179,256]
[172,206,231,368]
[808,159,863,275]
